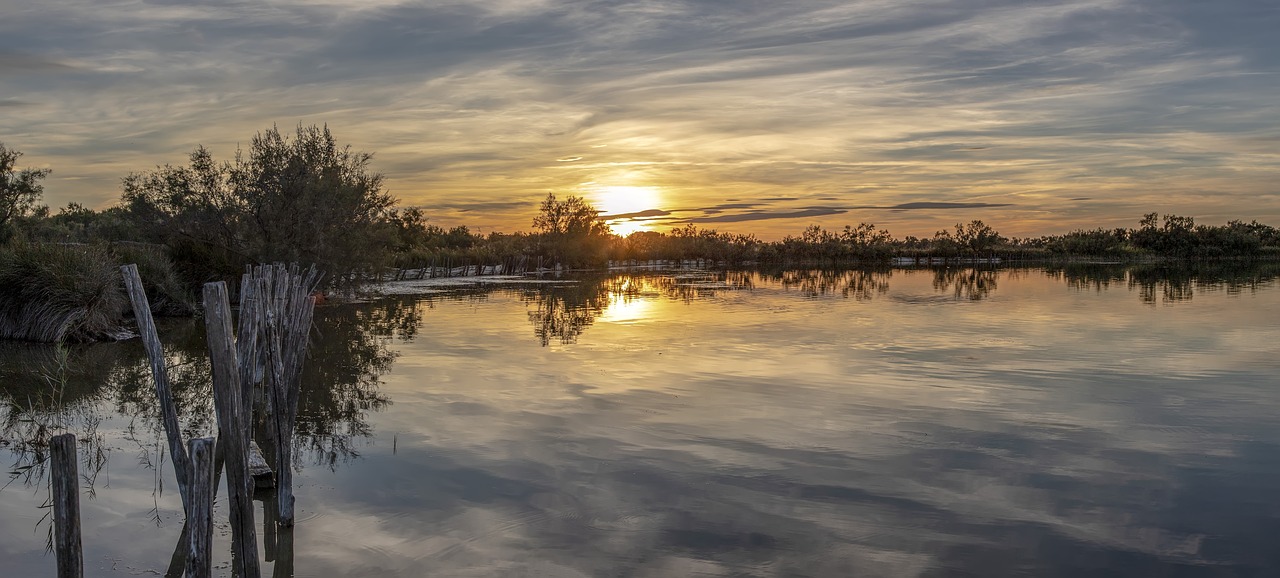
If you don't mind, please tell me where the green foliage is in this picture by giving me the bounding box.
[0,144,52,243]
[1047,228,1128,256]
[1127,213,1273,258]
[533,193,608,237]
[110,243,195,315]
[17,205,142,245]
[121,124,395,289]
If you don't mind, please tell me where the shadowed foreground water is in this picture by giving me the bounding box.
[3,265,1279,577]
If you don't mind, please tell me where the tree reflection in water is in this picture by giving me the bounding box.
[1046,261,1280,304]
[766,268,890,300]
[521,272,758,346]
[5,262,1278,484]
[523,279,610,346]
[1,342,134,491]
[1,298,413,489]
[931,267,999,301]
[294,303,398,469]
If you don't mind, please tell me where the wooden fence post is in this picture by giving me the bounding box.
[51,433,83,578]
[120,264,191,513]
[203,281,261,578]
[264,266,316,525]
[185,437,215,578]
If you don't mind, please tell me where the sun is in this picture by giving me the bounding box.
[590,185,663,236]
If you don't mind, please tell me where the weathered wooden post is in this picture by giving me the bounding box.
[51,433,83,578]
[120,264,191,513]
[185,437,215,578]
[232,264,317,528]
[264,266,317,525]
[203,281,261,578]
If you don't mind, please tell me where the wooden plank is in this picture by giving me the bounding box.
[120,264,191,513]
[203,281,261,578]
[248,440,275,488]
[51,433,83,578]
[185,437,215,578]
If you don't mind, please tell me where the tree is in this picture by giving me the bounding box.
[1,143,52,242]
[840,223,892,258]
[953,220,1004,254]
[532,193,610,267]
[122,124,396,288]
[533,193,608,237]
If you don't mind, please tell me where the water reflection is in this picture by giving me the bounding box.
[767,268,890,299]
[1,300,408,483]
[295,304,398,467]
[4,263,1280,576]
[931,267,999,301]
[1047,261,1280,304]
[522,272,756,345]
[523,279,609,346]
[333,263,1280,576]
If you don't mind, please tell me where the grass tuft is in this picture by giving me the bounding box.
[0,243,132,342]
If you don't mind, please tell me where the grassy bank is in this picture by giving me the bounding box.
[0,242,192,343]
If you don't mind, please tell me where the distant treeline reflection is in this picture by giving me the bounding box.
[1046,260,1280,304]
[502,261,1279,345]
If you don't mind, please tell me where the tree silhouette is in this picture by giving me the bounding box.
[0,143,51,242]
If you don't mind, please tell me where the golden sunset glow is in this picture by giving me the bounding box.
[590,185,664,237]
[4,1,1278,240]
[598,292,657,324]
[598,277,664,324]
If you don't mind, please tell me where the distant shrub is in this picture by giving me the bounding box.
[110,243,195,316]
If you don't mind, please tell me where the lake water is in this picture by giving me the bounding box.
[2,264,1279,577]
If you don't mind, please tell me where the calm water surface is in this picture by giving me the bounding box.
[2,265,1279,577]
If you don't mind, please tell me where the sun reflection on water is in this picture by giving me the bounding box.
[599,277,657,324]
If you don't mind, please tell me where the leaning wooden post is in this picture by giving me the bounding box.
[185,437,215,578]
[203,281,261,578]
[51,433,83,578]
[120,264,191,513]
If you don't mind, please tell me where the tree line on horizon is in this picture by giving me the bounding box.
[3,125,1279,340]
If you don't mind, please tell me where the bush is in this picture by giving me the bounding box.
[110,243,195,316]
[0,243,131,342]
[122,124,396,290]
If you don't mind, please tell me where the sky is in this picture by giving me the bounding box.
[2,0,1278,239]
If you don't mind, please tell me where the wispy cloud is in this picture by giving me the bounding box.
[688,208,847,224]
[600,208,671,220]
[1,0,1277,237]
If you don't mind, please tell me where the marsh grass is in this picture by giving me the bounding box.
[0,243,132,342]
[111,243,195,316]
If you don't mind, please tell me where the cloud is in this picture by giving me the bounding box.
[0,0,1277,237]
[880,202,1014,210]
[687,208,847,223]
[600,209,671,220]
[0,51,80,73]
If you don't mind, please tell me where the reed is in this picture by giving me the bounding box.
[0,243,131,342]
